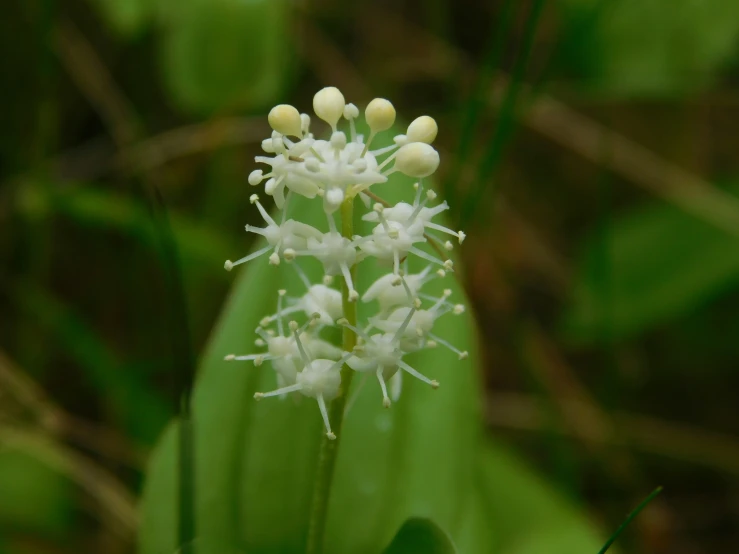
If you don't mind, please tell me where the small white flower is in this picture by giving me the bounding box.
[339,310,439,408]
[290,215,361,300]
[370,289,468,358]
[264,264,344,325]
[225,295,341,388]
[224,195,322,270]
[362,265,440,314]
[254,321,352,439]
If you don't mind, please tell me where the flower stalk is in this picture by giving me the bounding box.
[305,196,357,554]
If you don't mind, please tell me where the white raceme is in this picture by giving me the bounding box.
[224,87,467,439]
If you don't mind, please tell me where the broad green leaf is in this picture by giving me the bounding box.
[382,518,457,554]
[13,285,170,444]
[139,164,485,552]
[560,0,739,96]
[562,193,739,343]
[88,0,156,37]
[160,0,291,115]
[478,440,605,554]
[0,448,71,536]
[17,182,235,270]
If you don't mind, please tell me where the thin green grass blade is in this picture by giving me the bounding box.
[146,186,197,553]
[597,487,663,554]
[446,0,516,200]
[459,0,547,227]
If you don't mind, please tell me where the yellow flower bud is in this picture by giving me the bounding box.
[268,104,302,137]
[394,142,440,177]
[406,115,438,144]
[313,87,345,128]
[365,98,396,132]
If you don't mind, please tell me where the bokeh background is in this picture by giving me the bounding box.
[2,0,739,553]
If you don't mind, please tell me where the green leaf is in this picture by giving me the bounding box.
[560,0,739,96]
[88,0,156,37]
[13,284,170,444]
[0,448,71,536]
[562,193,739,343]
[160,0,291,115]
[382,518,457,554]
[139,168,485,552]
[477,440,605,554]
[17,182,235,272]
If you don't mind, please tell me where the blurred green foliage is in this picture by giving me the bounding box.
[160,0,292,115]
[0,450,71,537]
[563,186,739,342]
[560,0,739,95]
[2,0,739,552]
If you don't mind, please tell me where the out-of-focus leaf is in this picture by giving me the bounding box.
[562,192,739,343]
[160,0,291,115]
[0,448,71,536]
[14,285,170,444]
[17,182,235,270]
[478,440,604,554]
[88,0,155,37]
[382,518,457,554]
[139,145,485,553]
[561,0,739,96]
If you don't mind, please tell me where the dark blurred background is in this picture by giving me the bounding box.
[2,0,739,552]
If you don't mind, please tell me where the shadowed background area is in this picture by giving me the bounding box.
[1,0,739,553]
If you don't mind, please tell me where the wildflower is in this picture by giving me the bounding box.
[224,86,467,437]
[253,321,352,439]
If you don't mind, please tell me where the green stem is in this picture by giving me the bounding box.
[305,197,357,554]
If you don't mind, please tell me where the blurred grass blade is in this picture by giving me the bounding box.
[17,181,236,271]
[382,518,457,554]
[146,186,196,552]
[459,0,546,227]
[447,0,516,197]
[11,284,169,443]
[597,487,663,554]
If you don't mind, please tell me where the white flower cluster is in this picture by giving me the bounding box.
[224,87,466,439]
